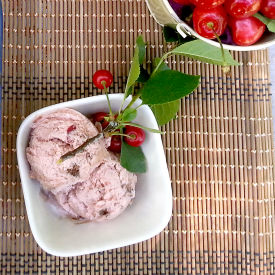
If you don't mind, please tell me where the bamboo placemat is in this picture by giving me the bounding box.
[1,0,275,274]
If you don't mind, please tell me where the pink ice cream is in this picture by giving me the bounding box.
[26,108,137,222]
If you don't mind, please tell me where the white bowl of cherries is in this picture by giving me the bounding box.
[146,0,275,51]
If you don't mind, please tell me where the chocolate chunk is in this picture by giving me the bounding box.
[126,184,133,193]
[99,209,109,216]
[67,164,80,177]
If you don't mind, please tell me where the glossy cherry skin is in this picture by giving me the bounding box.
[108,135,122,153]
[92,112,109,129]
[229,17,265,46]
[124,126,145,147]
[225,0,261,19]
[193,6,227,39]
[92,70,113,90]
[189,0,225,8]
[261,0,275,19]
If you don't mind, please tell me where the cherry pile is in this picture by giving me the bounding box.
[91,70,146,153]
[170,0,275,46]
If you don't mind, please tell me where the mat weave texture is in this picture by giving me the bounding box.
[1,0,275,274]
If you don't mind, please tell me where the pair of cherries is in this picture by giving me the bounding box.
[92,111,145,153]
[174,0,274,46]
[91,70,145,153]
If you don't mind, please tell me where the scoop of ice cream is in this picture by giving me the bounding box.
[26,108,137,222]
[55,156,136,221]
[26,108,108,192]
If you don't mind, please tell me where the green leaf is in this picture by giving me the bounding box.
[170,40,239,66]
[163,26,179,42]
[153,57,170,72]
[120,141,146,173]
[254,13,275,32]
[121,108,137,122]
[125,47,140,97]
[177,35,195,45]
[137,66,150,83]
[136,36,146,64]
[141,70,200,105]
[151,100,180,126]
[267,21,275,32]
[125,36,147,97]
[254,13,270,25]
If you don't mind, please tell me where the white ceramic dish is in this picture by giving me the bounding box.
[17,94,172,257]
[145,0,275,51]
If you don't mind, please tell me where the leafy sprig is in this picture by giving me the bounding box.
[117,35,238,173]
[59,35,239,174]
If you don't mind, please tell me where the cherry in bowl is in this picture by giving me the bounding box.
[229,16,266,46]
[193,6,227,39]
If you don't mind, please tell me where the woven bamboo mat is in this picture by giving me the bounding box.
[1,0,275,274]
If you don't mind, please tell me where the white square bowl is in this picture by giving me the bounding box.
[16,94,172,257]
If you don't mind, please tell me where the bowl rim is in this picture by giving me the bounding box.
[16,94,173,256]
[162,0,275,51]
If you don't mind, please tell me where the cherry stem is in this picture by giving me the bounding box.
[57,133,103,164]
[118,95,126,115]
[102,81,113,117]
[135,103,143,110]
[120,121,163,134]
[151,53,169,76]
[124,93,142,110]
[207,23,229,73]
[108,132,132,139]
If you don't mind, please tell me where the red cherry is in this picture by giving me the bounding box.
[189,0,225,9]
[261,0,275,19]
[124,126,145,147]
[108,135,122,153]
[193,6,227,39]
[225,0,261,19]
[229,16,265,46]
[92,112,109,129]
[92,70,113,90]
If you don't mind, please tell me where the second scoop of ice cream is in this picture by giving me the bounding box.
[26,108,137,222]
